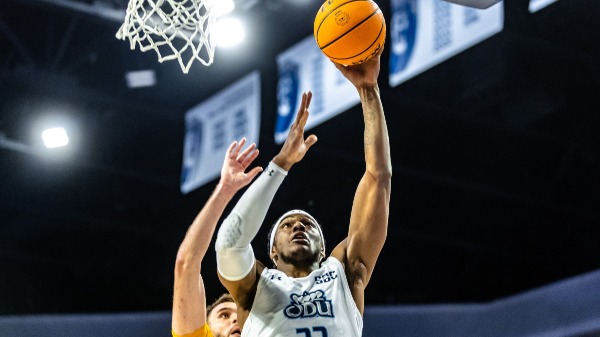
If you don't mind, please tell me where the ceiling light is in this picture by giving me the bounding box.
[214,0,235,17]
[213,18,245,47]
[41,127,69,148]
[529,0,560,12]
[125,70,156,88]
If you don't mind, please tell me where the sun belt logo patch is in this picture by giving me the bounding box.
[284,290,334,319]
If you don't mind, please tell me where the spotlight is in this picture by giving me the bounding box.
[215,0,235,17]
[41,127,69,148]
[213,18,245,47]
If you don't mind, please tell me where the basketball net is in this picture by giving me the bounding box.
[116,0,216,73]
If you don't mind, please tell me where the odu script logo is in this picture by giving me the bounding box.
[284,290,334,319]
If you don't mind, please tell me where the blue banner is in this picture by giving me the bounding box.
[275,36,360,144]
[389,0,503,87]
[180,71,261,194]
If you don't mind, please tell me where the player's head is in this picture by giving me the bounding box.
[206,293,240,337]
[268,210,326,268]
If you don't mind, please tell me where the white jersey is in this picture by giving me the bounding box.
[242,257,362,337]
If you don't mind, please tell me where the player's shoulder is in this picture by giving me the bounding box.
[256,259,266,275]
[329,237,349,268]
[172,324,212,337]
[322,256,343,269]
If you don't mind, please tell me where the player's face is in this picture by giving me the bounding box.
[274,214,323,265]
[208,302,240,337]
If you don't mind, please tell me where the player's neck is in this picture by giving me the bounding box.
[277,261,320,278]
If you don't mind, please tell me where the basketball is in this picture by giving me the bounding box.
[314,0,386,66]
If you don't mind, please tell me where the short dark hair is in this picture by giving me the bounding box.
[206,293,234,319]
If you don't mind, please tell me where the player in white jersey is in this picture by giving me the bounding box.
[215,47,391,337]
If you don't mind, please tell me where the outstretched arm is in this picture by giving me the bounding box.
[172,139,262,336]
[215,92,317,313]
[331,48,392,313]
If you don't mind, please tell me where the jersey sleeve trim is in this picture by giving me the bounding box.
[172,324,212,337]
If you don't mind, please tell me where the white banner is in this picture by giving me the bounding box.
[529,0,559,13]
[389,0,504,87]
[275,36,359,144]
[180,71,261,194]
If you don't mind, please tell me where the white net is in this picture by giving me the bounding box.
[116,0,216,73]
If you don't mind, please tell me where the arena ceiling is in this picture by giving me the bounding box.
[1,0,599,314]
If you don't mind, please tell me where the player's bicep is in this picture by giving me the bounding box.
[346,173,390,282]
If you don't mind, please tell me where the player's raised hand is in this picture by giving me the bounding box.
[274,91,318,170]
[220,138,263,191]
[333,45,383,89]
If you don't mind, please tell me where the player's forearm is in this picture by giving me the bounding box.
[218,161,287,248]
[175,182,236,270]
[347,85,392,281]
[358,85,392,179]
[215,162,287,280]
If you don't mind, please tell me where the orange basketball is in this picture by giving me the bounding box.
[314,0,386,66]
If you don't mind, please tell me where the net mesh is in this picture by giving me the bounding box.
[116,0,215,73]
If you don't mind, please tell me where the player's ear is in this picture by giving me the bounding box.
[270,251,278,267]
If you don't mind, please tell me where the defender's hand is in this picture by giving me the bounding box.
[273,91,318,170]
[220,138,263,192]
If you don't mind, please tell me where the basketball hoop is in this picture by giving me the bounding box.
[116,0,216,73]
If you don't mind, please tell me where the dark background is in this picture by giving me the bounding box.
[1,0,599,315]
